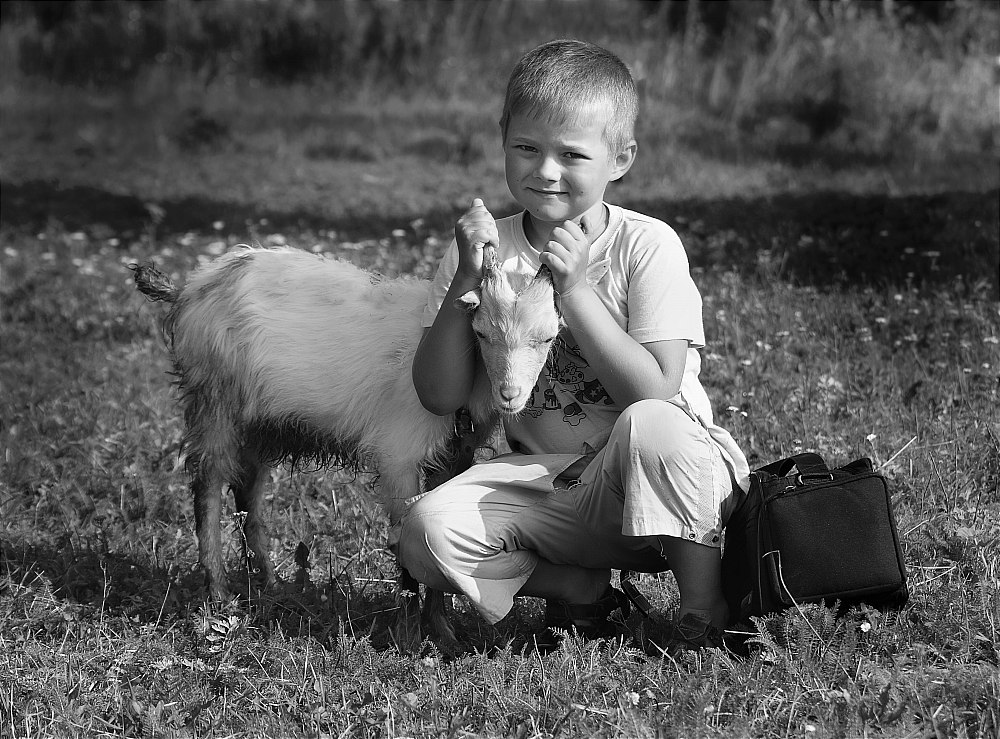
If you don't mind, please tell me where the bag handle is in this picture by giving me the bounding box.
[756,452,828,478]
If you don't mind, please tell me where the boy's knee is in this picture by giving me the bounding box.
[397,513,458,592]
[617,399,694,448]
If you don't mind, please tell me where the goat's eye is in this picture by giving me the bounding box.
[474,330,490,343]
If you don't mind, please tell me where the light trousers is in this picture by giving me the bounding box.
[397,399,744,623]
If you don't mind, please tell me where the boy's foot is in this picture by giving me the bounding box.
[539,585,631,646]
[639,612,726,657]
[668,612,725,651]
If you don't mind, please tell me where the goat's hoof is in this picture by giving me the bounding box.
[427,627,463,658]
[206,579,233,603]
[422,590,463,656]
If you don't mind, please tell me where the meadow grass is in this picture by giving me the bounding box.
[0,192,997,737]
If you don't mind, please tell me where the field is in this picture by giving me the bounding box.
[1,1,999,737]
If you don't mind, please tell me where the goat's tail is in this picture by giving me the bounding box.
[130,262,179,303]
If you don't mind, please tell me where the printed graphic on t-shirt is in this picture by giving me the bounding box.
[522,335,615,428]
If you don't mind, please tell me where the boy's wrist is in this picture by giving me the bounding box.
[555,280,594,305]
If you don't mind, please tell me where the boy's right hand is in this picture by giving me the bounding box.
[455,198,498,281]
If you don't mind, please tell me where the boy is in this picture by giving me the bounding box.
[399,39,750,649]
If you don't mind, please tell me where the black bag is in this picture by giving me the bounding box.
[721,452,909,624]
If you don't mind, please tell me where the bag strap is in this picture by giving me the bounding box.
[619,570,653,619]
[756,452,828,478]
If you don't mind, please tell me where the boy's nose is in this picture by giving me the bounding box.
[534,156,560,181]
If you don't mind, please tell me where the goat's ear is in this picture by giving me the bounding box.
[534,263,554,284]
[454,289,481,314]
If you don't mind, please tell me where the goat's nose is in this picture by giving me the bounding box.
[499,384,520,402]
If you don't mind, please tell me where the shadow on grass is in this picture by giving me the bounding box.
[0,537,411,650]
[3,178,997,296]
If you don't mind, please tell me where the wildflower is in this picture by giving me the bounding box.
[213,220,225,231]
[392,228,407,238]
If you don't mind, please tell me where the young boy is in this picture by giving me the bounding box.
[398,39,750,649]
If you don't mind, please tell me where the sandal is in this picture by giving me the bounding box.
[639,612,726,657]
[543,585,632,640]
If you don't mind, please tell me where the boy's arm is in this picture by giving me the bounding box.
[542,220,687,404]
[411,273,481,415]
[561,288,688,405]
[412,199,498,415]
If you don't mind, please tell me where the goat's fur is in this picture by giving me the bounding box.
[131,245,560,648]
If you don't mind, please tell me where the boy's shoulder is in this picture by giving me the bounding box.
[608,205,685,253]
[615,206,680,237]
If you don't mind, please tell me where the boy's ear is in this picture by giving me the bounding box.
[610,140,637,182]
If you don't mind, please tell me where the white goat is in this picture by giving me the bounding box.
[132,244,560,647]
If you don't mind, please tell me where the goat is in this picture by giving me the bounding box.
[131,244,560,649]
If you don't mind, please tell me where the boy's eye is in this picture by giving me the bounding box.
[514,144,536,153]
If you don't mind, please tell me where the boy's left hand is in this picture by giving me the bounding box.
[541,220,589,297]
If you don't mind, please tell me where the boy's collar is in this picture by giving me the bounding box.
[521,204,611,249]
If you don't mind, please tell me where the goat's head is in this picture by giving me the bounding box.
[456,247,563,415]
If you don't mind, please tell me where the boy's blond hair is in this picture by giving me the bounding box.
[499,39,638,157]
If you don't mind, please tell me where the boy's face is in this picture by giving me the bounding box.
[503,110,635,236]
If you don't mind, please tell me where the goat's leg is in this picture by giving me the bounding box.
[193,462,230,601]
[422,587,462,655]
[379,463,432,652]
[231,448,276,593]
[392,567,423,653]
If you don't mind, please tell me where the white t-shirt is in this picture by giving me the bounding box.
[423,204,747,485]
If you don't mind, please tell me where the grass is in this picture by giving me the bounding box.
[1,1,998,736]
[1,189,997,736]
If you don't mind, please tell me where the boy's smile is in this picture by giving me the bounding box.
[504,111,635,247]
